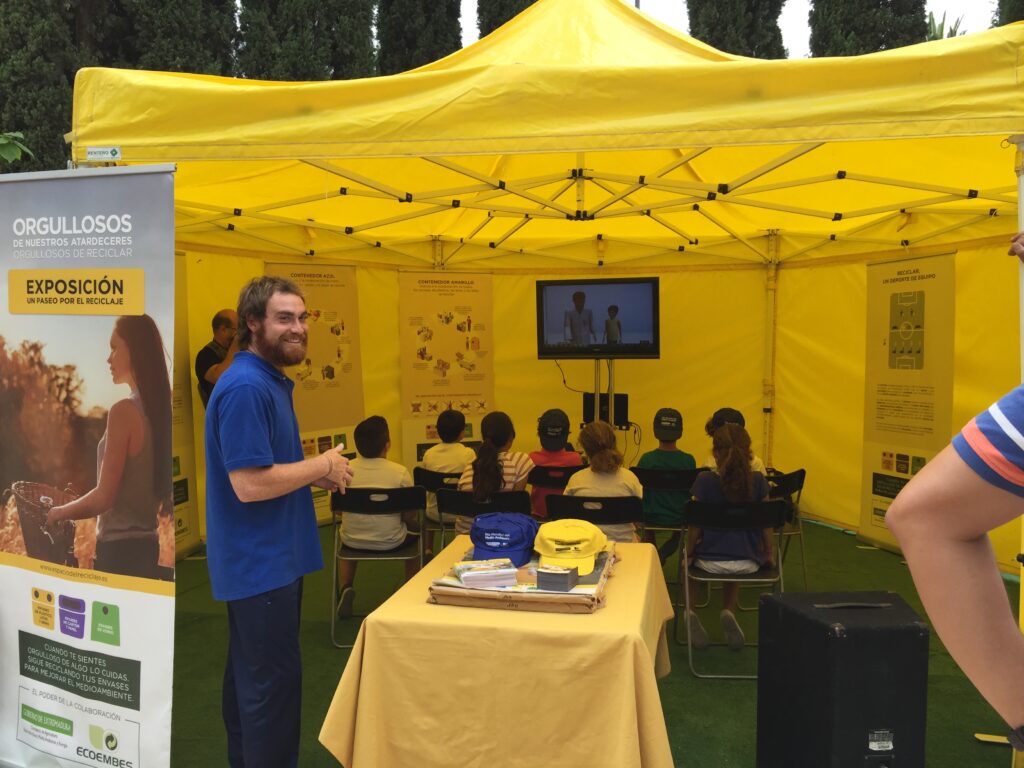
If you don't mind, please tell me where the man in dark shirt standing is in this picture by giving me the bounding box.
[195,308,238,407]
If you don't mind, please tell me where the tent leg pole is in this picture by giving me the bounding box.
[763,232,780,467]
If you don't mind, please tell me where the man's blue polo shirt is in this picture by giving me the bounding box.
[205,351,323,601]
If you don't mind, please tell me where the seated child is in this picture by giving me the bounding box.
[637,407,697,562]
[564,420,642,543]
[528,408,583,518]
[421,409,477,525]
[702,407,766,473]
[457,411,534,534]
[337,415,420,617]
[686,423,772,651]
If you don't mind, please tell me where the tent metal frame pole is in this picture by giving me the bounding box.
[587,148,710,215]
[763,233,779,467]
[724,143,822,193]
[1005,135,1024,768]
[608,360,616,432]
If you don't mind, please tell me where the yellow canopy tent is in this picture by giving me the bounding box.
[69,0,1024,566]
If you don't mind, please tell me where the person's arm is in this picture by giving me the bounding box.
[888,444,1024,732]
[48,400,138,524]
[229,445,351,503]
[203,336,239,385]
[510,455,533,491]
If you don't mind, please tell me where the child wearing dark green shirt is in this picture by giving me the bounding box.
[638,407,696,562]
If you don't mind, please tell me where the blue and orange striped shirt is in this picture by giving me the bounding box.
[953,384,1024,498]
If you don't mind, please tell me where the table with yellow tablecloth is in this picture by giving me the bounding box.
[320,536,675,768]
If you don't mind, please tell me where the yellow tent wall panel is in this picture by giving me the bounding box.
[773,244,1021,569]
[773,261,866,530]
[184,252,264,537]
[490,270,767,464]
[180,247,1021,570]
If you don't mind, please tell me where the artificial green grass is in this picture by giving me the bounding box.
[171,522,1018,767]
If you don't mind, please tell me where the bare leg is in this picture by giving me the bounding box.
[722,582,740,613]
[404,557,420,581]
[887,444,1024,729]
[338,559,357,589]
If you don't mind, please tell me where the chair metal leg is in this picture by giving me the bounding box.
[683,567,759,679]
[330,519,355,649]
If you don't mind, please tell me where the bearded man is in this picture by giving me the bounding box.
[204,276,353,768]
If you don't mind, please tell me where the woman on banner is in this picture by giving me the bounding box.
[47,314,172,579]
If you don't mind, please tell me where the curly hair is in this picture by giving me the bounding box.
[235,276,304,350]
[578,420,622,474]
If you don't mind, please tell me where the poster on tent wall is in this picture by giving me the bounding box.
[265,263,364,522]
[860,253,955,549]
[398,272,494,419]
[0,166,176,768]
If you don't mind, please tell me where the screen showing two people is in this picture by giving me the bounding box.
[536,278,659,359]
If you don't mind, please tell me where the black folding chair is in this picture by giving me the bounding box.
[413,467,463,550]
[768,468,808,589]
[680,499,787,679]
[528,464,585,489]
[545,494,644,539]
[435,489,532,538]
[330,486,426,649]
[527,464,585,516]
[631,466,704,604]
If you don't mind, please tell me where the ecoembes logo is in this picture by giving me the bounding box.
[76,724,133,768]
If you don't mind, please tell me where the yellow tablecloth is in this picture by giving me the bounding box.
[320,537,675,768]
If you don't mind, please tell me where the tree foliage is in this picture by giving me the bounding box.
[997,0,1024,25]
[809,0,927,57]
[237,0,376,80]
[0,133,35,164]
[477,0,536,38]
[378,0,461,76]
[0,0,237,172]
[926,11,964,41]
[0,0,76,172]
[121,0,236,75]
[686,0,786,59]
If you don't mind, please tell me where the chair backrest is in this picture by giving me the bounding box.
[412,467,462,493]
[768,468,806,504]
[332,486,427,514]
[545,494,644,525]
[528,464,585,489]
[435,488,532,518]
[683,499,788,530]
[630,466,704,494]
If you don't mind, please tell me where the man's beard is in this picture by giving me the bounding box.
[253,325,307,368]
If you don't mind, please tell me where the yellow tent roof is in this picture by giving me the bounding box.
[70,0,1024,268]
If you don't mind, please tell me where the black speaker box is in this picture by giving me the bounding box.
[757,591,929,768]
[581,392,629,428]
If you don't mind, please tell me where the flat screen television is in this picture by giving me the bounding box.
[536,277,660,359]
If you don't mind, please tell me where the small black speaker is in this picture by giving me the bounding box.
[757,591,929,768]
[581,392,629,428]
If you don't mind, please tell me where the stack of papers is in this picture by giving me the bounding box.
[452,558,519,588]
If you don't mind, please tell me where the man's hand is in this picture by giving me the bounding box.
[1008,232,1024,263]
[314,444,354,493]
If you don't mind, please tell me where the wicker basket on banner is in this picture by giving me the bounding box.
[1,481,77,566]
